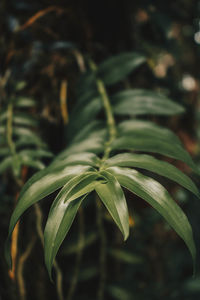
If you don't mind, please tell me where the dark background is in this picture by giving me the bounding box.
[1,0,200,299]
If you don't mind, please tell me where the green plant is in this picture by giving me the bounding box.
[0,80,53,179]
[5,52,199,280]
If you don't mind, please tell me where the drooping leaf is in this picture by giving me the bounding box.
[118,120,182,145]
[111,134,196,172]
[104,153,200,197]
[97,52,146,85]
[15,135,46,149]
[112,89,185,116]
[20,158,45,170]
[5,165,93,267]
[44,172,102,278]
[107,166,196,263]
[18,149,53,160]
[95,170,129,240]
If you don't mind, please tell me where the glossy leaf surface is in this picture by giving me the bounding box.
[96,170,129,240]
[107,166,196,263]
[104,153,200,197]
[112,89,185,115]
[97,53,146,85]
[5,165,92,267]
[44,172,101,277]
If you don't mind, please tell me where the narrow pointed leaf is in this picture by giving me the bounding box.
[107,166,196,263]
[15,97,36,107]
[5,165,92,267]
[112,135,196,171]
[97,52,146,85]
[18,149,53,160]
[44,172,101,277]
[95,170,129,240]
[104,153,200,197]
[20,158,45,170]
[118,120,182,145]
[13,114,38,127]
[112,89,185,116]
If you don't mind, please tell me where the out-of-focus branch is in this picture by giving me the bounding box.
[72,50,86,73]
[60,80,68,125]
[17,236,36,300]
[18,6,66,31]
[34,203,64,300]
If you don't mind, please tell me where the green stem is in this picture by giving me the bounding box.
[7,103,16,155]
[89,60,117,161]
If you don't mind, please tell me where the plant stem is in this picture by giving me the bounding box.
[89,59,117,299]
[89,60,117,161]
[34,203,64,300]
[17,236,36,300]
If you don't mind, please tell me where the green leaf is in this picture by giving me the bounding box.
[13,114,38,127]
[15,135,46,149]
[15,97,36,107]
[118,120,182,145]
[20,158,45,170]
[5,165,93,267]
[52,152,100,168]
[0,156,12,174]
[68,121,104,144]
[104,153,200,197]
[112,132,196,172]
[0,112,38,127]
[57,133,105,158]
[68,97,102,136]
[18,149,53,160]
[107,166,196,263]
[95,170,129,240]
[97,52,146,85]
[44,172,101,278]
[112,89,185,116]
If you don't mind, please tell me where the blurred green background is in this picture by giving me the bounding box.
[1,0,200,299]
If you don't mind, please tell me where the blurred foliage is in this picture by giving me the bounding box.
[1,0,200,300]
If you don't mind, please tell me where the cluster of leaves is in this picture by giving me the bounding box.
[0,81,53,178]
[5,52,199,279]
